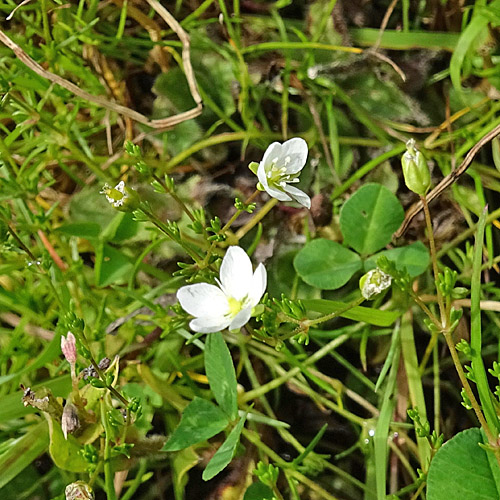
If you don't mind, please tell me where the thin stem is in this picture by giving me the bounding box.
[78,330,129,407]
[241,333,351,404]
[101,401,117,500]
[152,174,197,224]
[119,460,148,500]
[90,357,129,407]
[442,331,495,444]
[6,224,36,261]
[235,198,278,240]
[144,210,204,266]
[201,190,260,266]
[421,195,446,324]
[304,296,365,328]
[242,429,340,500]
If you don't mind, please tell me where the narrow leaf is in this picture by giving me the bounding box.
[471,206,500,434]
[205,333,238,420]
[0,420,49,489]
[202,414,247,481]
[302,299,399,327]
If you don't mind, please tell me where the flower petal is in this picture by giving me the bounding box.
[219,246,253,301]
[283,184,311,209]
[248,263,267,306]
[177,283,229,317]
[257,170,292,200]
[256,161,271,191]
[266,183,292,201]
[228,307,253,331]
[281,138,308,174]
[260,142,282,169]
[190,316,231,333]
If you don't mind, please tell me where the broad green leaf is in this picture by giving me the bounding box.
[163,398,229,452]
[202,414,247,481]
[69,187,117,232]
[0,420,49,489]
[340,183,404,255]
[302,299,399,327]
[294,239,362,290]
[243,482,275,500]
[205,333,238,421]
[339,71,428,124]
[427,428,500,499]
[47,416,88,472]
[365,241,430,277]
[111,212,140,242]
[56,222,101,239]
[95,242,134,287]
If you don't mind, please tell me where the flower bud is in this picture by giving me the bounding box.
[100,181,139,211]
[61,402,80,439]
[61,332,77,365]
[359,268,392,300]
[65,481,94,500]
[401,139,430,196]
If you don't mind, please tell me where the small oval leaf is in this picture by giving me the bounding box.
[294,239,362,290]
[365,241,430,277]
[340,183,404,255]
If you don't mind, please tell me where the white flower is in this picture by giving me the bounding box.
[359,268,392,300]
[255,137,310,209]
[101,180,128,207]
[177,246,267,333]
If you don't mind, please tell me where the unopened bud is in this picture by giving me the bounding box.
[100,181,139,211]
[360,268,392,300]
[65,481,94,500]
[62,402,80,439]
[61,332,77,364]
[401,139,431,196]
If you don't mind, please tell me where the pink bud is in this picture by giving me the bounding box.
[61,332,77,364]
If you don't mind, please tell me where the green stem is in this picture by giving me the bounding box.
[241,333,350,404]
[6,224,36,261]
[119,460,148,500]
[152,174,197,224]
[201,190,260,266]
[235,198,278,240]
[442,330,495,445]
[101,401,117,500]
[421,195,446,325]
[144,210,204,266]
[304,296,365,328]
[242,429,341,500]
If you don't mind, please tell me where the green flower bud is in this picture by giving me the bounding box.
[401,139,431,196]
[359,268,392,300]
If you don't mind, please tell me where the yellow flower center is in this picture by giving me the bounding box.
[227,296,244,317]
